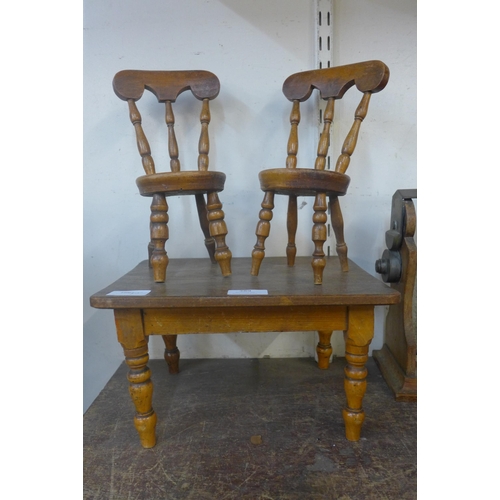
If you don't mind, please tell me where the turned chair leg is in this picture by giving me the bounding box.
[147,241,154,268]
[162,335,180,374]
[195,193,217,264]
[150,193,169,282]
[251,191,275,276]
[206,192,232,276]
[311,193,328,284]
[330,196,349,272]
[286,195,298,266]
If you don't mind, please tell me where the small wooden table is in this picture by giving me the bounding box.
[90,257,399,448]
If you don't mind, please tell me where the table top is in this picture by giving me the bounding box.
[90,257,399,309]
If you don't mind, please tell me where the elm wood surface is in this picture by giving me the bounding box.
[112,69,231,283]
[90,256,399,448]
[84,358,417,500]
[251,60,390,284]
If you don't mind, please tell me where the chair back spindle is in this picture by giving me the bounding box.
[335,92,371,174]
[286,100,301,169]
[113,69,220,175]
[164,101,181,173]
[282,60,389,174]
[198,99,211,171]
[127,99,156,175]
[315,97,335,171]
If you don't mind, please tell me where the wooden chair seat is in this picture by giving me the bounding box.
[136,170,226,197]
[112,69,232,283]
[251,60,390,284]
[259,168,350,197]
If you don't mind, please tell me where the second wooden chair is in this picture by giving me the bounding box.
[250,60,390,284]
[113,70,232,283]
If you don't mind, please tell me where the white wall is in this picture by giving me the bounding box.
[83,0,416,412]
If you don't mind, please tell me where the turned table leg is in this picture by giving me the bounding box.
[114,309,157,448]
[162,334,180,374]
[343,306,374,441]
[316,330,333,369]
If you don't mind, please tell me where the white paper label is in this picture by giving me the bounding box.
[107,290,151,296]
[227,289,268,295]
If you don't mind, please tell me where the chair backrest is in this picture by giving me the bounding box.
[112,70,220,175]
[282,60,389,173]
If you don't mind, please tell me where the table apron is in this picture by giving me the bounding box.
[142,305,348,335]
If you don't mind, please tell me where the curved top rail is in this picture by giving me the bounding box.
[113,70,220,102]
[283,60,389,102]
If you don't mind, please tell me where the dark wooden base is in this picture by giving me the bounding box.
[373,344,417,402]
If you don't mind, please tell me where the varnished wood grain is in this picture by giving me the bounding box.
[258,168,350,197]
[251,61,389,284]
[312,193,328,284]
[315,97,334,170]
[114,309,157,448]
[113,70,220,102]
[136,171,226,197]
[335,92,371,174]
[330,196,348,272]
[164,101,180,172]
[91,258,399,447]
[343,305,374,441]
[198,99,211,171]
[286,100,300,168]
[282,60,389,101]
[90,257,399,309]
[127,99,155,175]
[206,191,232,276]
[143,305,347,335]
[149,194,169,282]
[112,69,231,282]
[195,193,217,264]
[161,334,180,374]
[286,194,298,265]
[250,192,275,276]
[317,330,333,369]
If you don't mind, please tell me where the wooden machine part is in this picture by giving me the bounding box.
[373,189,417,401]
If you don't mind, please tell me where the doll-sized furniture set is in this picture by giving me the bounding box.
[90,61,404,449]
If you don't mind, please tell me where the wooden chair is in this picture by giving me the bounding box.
[113,70,232,282]
[250,60,390,284]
